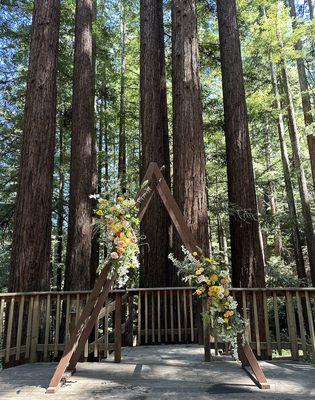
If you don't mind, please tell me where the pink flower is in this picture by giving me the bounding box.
[110,252,119,259]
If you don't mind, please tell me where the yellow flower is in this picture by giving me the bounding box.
[96,210,103,216]
[210,274,218,282]
[192,251,198,256]
[117,196,124,202]
[196,289,204,296]
[227,326,232,330]
[211,266,217,271]
[99,199,107,205]
[205,258,212,263]
[224,318,229,323]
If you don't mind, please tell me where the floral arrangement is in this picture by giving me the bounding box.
[94,195,140,287]
[169,247,244,358]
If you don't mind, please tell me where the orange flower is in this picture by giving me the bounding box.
[117,247,125,254]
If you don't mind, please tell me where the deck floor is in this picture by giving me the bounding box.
[0,344,314,399]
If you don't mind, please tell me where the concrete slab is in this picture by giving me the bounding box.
[0,344,314,399]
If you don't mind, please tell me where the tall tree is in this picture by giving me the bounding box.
[288,0,315,189]
[308,0,314,19]
[9,0,60,292]
[118,0,127,193]
[281,64,315,284]
[172,0,210,257]
[271,62,307,282]
[216,0,266,288]
[139,0,171,287]
[64,0,95,291]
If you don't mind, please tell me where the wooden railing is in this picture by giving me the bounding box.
[1,287,314,366]
[0,290,127,366]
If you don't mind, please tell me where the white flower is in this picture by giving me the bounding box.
[111,252,119,259]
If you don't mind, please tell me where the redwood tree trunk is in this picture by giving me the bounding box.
[64,0,95,291]
[216,0,265,288]
[118,0,127,193]
[271,62,307,282]
[172,0,210,260]
[281,64,315,285]
[288,0,315,190]
[139,0,171,287]
[9,0,60,292]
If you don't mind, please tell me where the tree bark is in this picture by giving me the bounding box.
[308,0,314,19]
[139,0,171,287]
[55,113,66,291]
[216,0,265,288]
[118,0,127,193]
[265,126,282,257]
[90,0,99,289]
[9,0,60,292]
[172,0,210,261]
[64,0,95,291]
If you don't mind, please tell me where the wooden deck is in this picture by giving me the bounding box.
[0,344,314,399]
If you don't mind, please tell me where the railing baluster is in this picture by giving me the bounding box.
[16,295,25,361]
[189,290,194,342]
[5,297,15,363]
[152,292,155,343]
[114,293,122,363]
[170,290,174,342]
[286,291,299,360]
[137,292,141,345]
[273,292,282,356]
[65,294,71,344]
[157,290,161,342]
[177,290,181,342]
[43,294,51,361]
[252,292,260,357]
[263,292,271,357]
[183,289,187,342]
[164,290,168,342]
[25,296,34,359]
[53,294,61,359]
[305,291,315,352]
[30,295,40,363]
[295,291,307,356]
[0,298,5,350]
[145,291,148,344]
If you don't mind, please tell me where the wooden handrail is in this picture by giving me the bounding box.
[1,286,315,297]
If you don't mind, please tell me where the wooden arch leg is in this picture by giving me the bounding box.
[46,264,112,394]
[238,343,270,389]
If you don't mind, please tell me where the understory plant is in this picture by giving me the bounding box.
[169,247,244,358]
[94,194,140,287]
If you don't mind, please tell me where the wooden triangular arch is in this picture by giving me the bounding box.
[46,162,269,393]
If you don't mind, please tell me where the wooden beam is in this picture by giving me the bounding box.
[67,274,116,371]
[152,165,197,253]
[239,343,270,389]
[46,264,111,393]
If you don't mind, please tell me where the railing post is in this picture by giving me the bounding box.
[125,293,134,347]
[202,298,211,362]
[30,294,40,363]
[114,293,122,363]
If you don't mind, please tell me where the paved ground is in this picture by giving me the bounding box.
[0,344,314,400]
